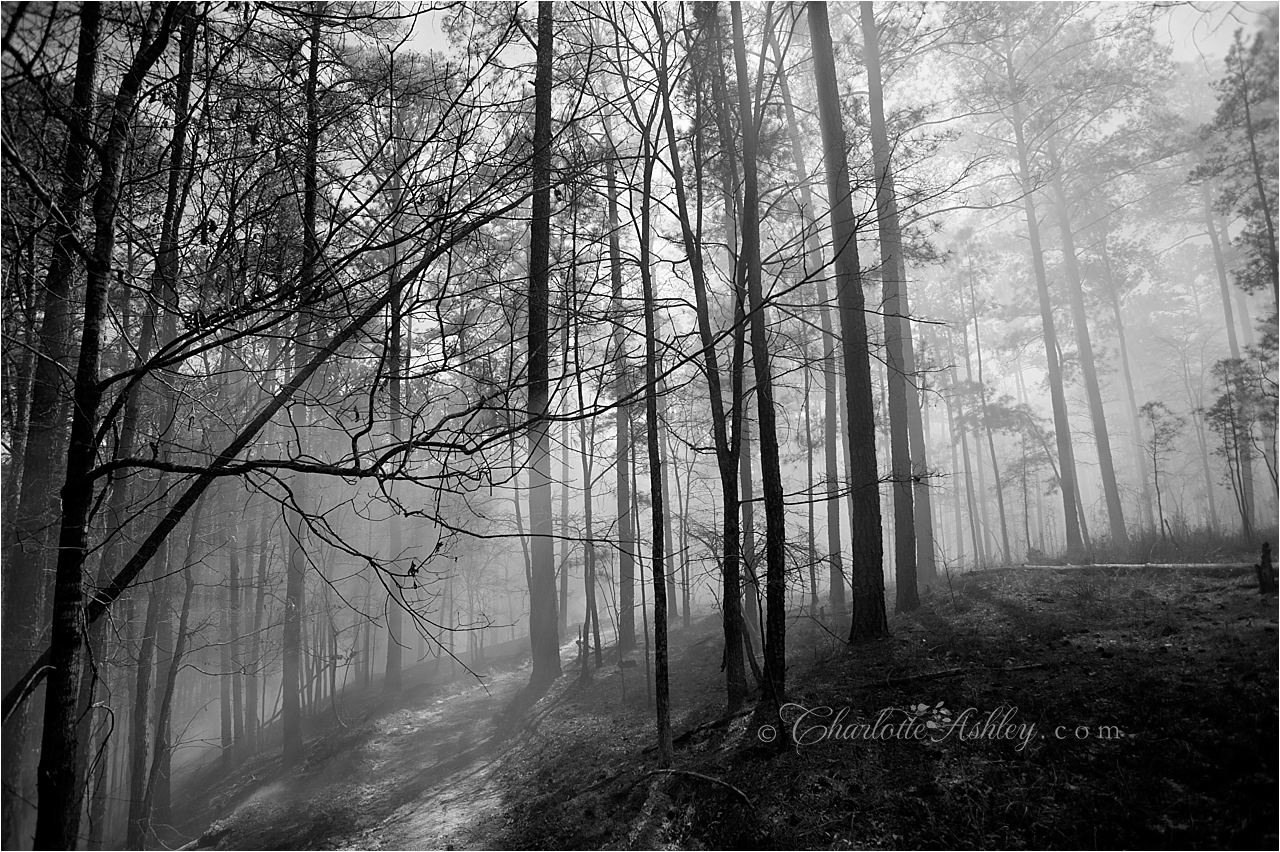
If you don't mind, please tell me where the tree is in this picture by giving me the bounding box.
[809,0,888,640]
[1198,15,1279,307]
[655,2,747,708]
[526,1,561,686]
[1,10,101,840]
[1140,402,1185,543]
[860,1,922,608]
[728,2,788,701]
[767,21,848,611]
[636,109,672,766]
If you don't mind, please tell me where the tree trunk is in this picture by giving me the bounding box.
[1045,139,1127,548]
[572,305,603,670]
[231,517,245,757]
[383,60,408,694]
[738,419,760,639]
[219,485,235,762]
[944,328,985,566]
[964,258,1012,563]
[1098,235,1157,535]
[604,140,636,655]
[281,4,324,768]
[125,552,164,849]
[803,334,818,612]
[769,29,847,613]
[34,9,182,845]
[656,6,746,706]
[139,524,199,848]
[1004,53,1085,558]
[526,2,561,685]
[244,497,266,753]
[730,2,788,698]
[860,1,921,609]
[560,317,572,633]
[1234,55,1280,306]
[637,132,672,766]
[659,383,678,623]
[810,1,886,639]
[943,365,967,566]
[1203,182,1256,530]
[75,10,195,809]
[2,11,100,841]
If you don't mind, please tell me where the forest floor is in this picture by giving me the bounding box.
[177,563,1277,850]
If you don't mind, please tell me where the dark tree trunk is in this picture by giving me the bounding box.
[561,318,572,633]
[656,6,746,707]
[659,383,678,623]
[573,303,602,671]
[860,0,920,609]
[125,555,164,849]
[738,419,760,640]
[35,8,182,846]
[139,526,198,847]
[637,131,672,766]
[2,10,100,841]
[809,0,887,640]
[730,2,788,699]
[384,66,407,694]
[769,28,847,612]
[526,2,561,685]
[605,148,635,655]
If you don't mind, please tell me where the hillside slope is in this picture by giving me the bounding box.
[179,565,1278,850]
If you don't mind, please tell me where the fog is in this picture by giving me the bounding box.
[1,2,1275,849]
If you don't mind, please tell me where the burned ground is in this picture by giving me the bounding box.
[176,565,1277,850]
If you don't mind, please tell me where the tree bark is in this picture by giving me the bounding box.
[1004,50,1085,558]
[282,2,324,766]
[384,57,407,694]
[964,258,1012,563]
[1203,182,1256,529]
[1045,139,1127,547]
[659,382,678,623]
[35,8,182,846]
[656,6,746,706]
[637,128,672,766]
[769,28,847,612]
[860,1,921,609]
[526,2,561,685]
[730,2,788,698]
[809,1,887,640]
[1098,235,1157,535]
[604,144,635,654]
[573,303,602,671]
[125,551,164,849]
[2,10,100,841]
[944,328,985,565]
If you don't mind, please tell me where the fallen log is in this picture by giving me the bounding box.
[1022,562,1252,571]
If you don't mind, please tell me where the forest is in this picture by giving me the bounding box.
[1,2,1277,849]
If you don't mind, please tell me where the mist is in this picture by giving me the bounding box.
[2,2,1276,849]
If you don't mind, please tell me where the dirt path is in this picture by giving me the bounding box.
[185,638,578,851]
[330,664,529,851]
